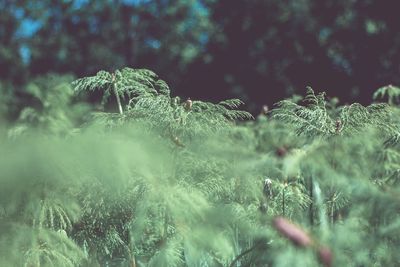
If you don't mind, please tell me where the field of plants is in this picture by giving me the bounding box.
[1,68,400,266]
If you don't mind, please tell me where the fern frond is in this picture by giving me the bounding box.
[339,103,391,134]
[219,99,244,109]
[147,237,184,267]
[373,84,400,105]
[273,87,394,139]
[73,70,113,93]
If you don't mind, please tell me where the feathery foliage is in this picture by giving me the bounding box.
[373,84,400,105]
[272,86,393,139]
[2,68,400,266]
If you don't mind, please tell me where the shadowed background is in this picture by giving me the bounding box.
[1,0,400,116]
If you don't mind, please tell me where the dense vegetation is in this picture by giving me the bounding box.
[1,68,400,266]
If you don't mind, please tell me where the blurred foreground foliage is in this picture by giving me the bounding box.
[1,70,400,267]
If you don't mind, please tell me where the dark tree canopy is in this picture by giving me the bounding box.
[1,0,400,113]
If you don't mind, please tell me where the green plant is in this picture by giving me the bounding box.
[73,67,252,144]
[2,69,400,267]
[8,74,89,137]
[373,84,400,105]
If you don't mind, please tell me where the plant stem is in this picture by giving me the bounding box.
[111,73,123,115]
[113,84,123,115]
[309,176,314,226]
[282,186,286,217]
[129,254,137,267]
[229,243,259,267]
